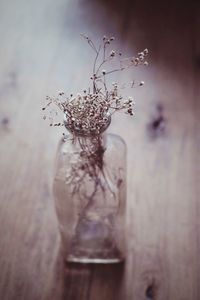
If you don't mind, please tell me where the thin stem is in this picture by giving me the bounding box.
[93,44,101,74]
[103,74,107,95]
[81,34,98,54]
[88,39,98,53]
[99,67,125,77]
[96,56,113,75]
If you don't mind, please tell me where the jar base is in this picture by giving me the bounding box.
[63,217,125,264]
[66,255,124,264]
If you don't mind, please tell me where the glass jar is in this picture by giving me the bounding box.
[53,121,127,263]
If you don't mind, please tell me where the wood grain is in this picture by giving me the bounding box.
[0,0,199,299]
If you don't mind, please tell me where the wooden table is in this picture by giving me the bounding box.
[0,0,199,299]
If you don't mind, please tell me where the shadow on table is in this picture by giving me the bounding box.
[48,247,125,300]
[65,261,125,300]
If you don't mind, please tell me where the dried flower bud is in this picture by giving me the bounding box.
[139,81,145,86]
[139,54,144,60]
[102,70,106,75]
[128,97,133,103]
[110,50,115,57]
[127,108,133,114]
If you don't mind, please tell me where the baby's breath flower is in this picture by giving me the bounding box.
[43,34,148,129]
[128,97,133,103]
[110,50,115,57]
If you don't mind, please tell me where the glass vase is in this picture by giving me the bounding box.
[53,124,127,263]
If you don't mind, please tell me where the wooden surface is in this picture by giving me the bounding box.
[0,0,199,299]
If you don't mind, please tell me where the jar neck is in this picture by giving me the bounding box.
[68,130,107,148]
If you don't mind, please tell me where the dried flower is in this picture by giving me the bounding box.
[43,34,148,134]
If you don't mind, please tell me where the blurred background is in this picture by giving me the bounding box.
[0,0,199,299]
